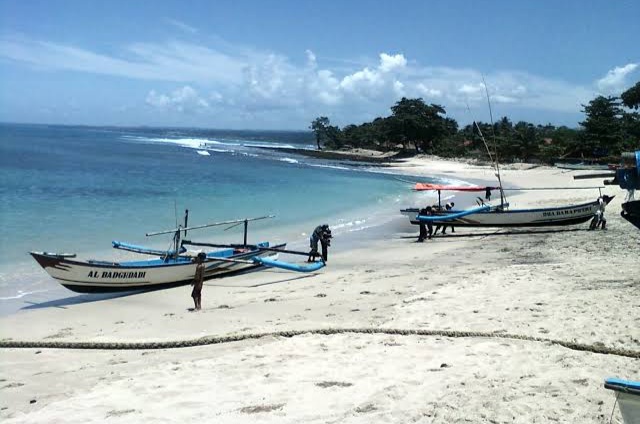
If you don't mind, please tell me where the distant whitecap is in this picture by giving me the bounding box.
[197,150,211,156]
[279,157,299,164]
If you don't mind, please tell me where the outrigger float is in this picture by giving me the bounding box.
[30,213,325,293]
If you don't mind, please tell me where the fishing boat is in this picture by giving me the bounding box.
[30,213,325,293]
[401,183,610,228]
[575,150,640,230]
[621,200,640,230]
[604,378,640,424]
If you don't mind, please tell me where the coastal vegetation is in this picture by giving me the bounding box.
[310,82,640,163]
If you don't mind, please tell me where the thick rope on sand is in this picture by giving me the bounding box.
[1,328,638,359]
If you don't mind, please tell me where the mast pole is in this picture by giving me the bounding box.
[243,219,248,247]
[184,209,189,237]
[482,75,507,208]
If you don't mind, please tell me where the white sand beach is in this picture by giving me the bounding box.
[1,156,639,423]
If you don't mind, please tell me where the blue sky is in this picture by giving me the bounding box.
[0,0,638,130]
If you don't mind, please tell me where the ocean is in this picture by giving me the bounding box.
[0,123,447,314]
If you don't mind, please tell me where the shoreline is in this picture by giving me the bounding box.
[1,155,638,423]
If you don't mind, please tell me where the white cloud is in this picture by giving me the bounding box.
[596,63,639,94]
[458,83,484,95]
[146,86,210,113]
[0,35,626,127]
[379,53,407,73]
[305,49,317,68]
[165,18,198,34]
[393,80,405,97]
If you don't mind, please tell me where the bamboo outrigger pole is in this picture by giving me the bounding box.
[145,215,275,237]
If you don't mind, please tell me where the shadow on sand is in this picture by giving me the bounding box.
[401,227,585,241]
[207,266,319,288]
[21,290,149,311]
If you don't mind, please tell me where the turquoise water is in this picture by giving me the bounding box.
[0,123,449,312]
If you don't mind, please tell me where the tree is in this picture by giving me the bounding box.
[390,98,448,153]
[309,117,331,150]
[621,81,640,110]
[579,96,624,156]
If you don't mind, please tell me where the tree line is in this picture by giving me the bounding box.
[310,81,640,163]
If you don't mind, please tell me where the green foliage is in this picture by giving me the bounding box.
[310,89,639,163]
[580,96,625,156]
[309,117,341,150]
[621,81,640,110]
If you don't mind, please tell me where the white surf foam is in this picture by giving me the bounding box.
[307,163,352,171]
[196,150,211,156]
[279,157,299,164]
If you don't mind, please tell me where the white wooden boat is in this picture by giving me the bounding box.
[30,214,325,293]
[401,198,608,227]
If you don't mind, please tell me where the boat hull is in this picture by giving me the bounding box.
[621,200,640,230]
[30,243,283,293]
[605,378,640,424]
[401,200,604,228]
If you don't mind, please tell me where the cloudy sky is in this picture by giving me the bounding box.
[0,0,638,130]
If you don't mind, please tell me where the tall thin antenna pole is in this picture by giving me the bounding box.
[481,75,507,207]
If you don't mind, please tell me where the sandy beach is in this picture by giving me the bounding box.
[1,156,638,423]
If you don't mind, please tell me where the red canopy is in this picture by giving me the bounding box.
[414,183,498,192]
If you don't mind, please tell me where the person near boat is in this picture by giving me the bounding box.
[436,202,456,235]
[190,252,206,310]
[308,224,332,262]
[589,195,611,230]
[417,206,433,242]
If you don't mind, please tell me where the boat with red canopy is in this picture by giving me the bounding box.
[401,184,610,228]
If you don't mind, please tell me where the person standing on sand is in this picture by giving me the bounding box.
[308,224,331,262]
[589,195,610,230]
[436,202,456,235]
[417,206,433,242]
[191,252,206,310]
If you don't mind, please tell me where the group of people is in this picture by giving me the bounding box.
[417,202,455,242]
[189,224,333,311]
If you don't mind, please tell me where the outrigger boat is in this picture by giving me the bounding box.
[401,183,611,228]
[30,213,325,293]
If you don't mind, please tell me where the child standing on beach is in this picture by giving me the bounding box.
[191,252,206,310]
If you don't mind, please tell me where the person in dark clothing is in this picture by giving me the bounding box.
[485,187,492,201]
[417,206,433,242]
[309,224,332,262]
[440,202,455,235]
[191,252,206,311]
[320,227,331,261]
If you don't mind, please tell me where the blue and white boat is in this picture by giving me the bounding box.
[401,183,611,228]
[401,198,608,228]
[605,378,640,424]
[30,214,325,293]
